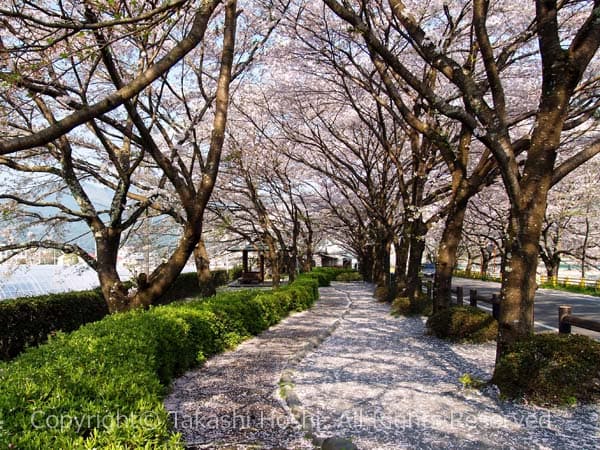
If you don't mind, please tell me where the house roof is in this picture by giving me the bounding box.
[227,243,269,252]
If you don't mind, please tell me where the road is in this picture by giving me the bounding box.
[451,277,600,340]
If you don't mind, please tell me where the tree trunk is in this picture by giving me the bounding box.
[132,222,202,308]
[547,259,559,279]
[288,248,297,282]
[465,250,474,275]
[372,238,391,289]
[96,228,128,313]
[581,217,589,279]
[540,251,560,280]
[394,234,410,295]
[406,219,426,300]
[266,234,280,288]
[194,238,216,297]
[359,245,374,283]
[434,197,468,312]
[301,216,314,273]
[496,207,546,361]
[480,249,490,277]
[302,246,313,272]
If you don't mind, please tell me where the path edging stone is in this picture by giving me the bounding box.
[278,284,362,450]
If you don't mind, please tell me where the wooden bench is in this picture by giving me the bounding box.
[239,271,263,284]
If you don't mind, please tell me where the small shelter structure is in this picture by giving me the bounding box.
[228,243,268,284]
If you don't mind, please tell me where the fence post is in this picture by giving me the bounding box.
[426,280,433,301]
[456,286,464,306]
[491,294,500,320]
[558,305,572,334]
[469,289,477,308]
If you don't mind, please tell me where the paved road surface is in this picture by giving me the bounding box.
[451,277,600,339]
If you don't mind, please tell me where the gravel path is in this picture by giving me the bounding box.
[164,286,352,449]
[291,283,600,449]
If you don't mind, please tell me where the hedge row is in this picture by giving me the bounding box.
[0,270,229,361]
[426,305,498,343]
[492,333,600,405]
[0,273,323,449]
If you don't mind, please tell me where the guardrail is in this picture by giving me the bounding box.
[558,305,600,334]
[540,275,600,290]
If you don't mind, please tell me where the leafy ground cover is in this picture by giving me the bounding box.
[0,269,340,449]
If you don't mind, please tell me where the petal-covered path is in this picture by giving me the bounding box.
[164,285,353,449]
[165,283,600,449]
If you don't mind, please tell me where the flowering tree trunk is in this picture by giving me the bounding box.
[194,238,216,298]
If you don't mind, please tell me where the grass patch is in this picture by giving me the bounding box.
[426,305,498,343]
[453,270,502,283]
[459,373,487,390]
[538,282,600,297]
[492,333,600,406]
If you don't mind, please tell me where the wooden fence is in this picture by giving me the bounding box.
[422,281,499,319]
[422,278,600,335]
[558,305,600,334]
[468,289,501,320]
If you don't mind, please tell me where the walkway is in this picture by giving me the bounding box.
[165,283,600,449]
[164,285,353,449]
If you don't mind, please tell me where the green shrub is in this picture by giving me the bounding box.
[211,269,229,287]
[426,306,498,343]
[374,285,391,302]
[302,268,336,287]
[492,333,600,406]
[0,271,229,361]
[391,293,432,317]
[228,265,243,281]
[0,276,320,449]
[335,271,362,282]
[0,290,108,361]
[453,269,502,283]
[157,270,229,304]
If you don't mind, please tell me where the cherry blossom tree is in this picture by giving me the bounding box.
[541,161,600,279]
[0,0,283,311]
[322,0,600,357]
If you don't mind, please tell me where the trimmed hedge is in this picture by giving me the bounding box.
[492,333,600,405]
[155,270,229,304]
[0,270,229,361]
[335,271,363,282]
[0,290,108,361]
[426,305,498,343]
[0,274,320,449]
[300,267,342,287]
[453,269,502,283]
[391,293,433,317]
